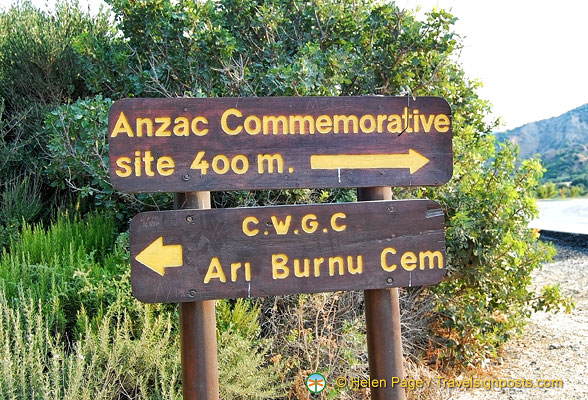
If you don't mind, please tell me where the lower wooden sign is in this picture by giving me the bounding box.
[130,200,446,303]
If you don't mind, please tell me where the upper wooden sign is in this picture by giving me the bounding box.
[109,96,452,192]
[130,200,446,303]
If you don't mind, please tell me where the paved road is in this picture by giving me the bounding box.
[530,199,588,235]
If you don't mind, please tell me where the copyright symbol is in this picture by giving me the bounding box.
[335,377,347,387]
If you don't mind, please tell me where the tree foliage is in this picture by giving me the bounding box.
[0,0,110,226]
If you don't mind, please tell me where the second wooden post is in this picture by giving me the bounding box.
[358,187,406,400]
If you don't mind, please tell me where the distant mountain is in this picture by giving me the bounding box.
[495,104,588,184]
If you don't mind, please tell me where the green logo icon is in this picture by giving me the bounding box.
[306,373,326,393]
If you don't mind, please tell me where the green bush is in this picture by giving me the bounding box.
[0,175,43,225]
[44,95,175,220]
[0,214,286,398]
[425,140,572,365]
[44,96,113,196]
[559,186,570,197]
[536,182,585,199]
[536,181,557,199]
[0,296,284,399]
[0,290,182,399]
[0,100,34,189]
[216,299,287,399]
[0,175,44,247]
[0,213,120,334]
[0,0,108,112]
[570,185,584,197]
[0,0,111,217]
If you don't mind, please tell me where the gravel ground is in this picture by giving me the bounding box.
[450,232,588,399]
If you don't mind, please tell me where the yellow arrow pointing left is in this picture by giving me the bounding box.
[135,237,183,276]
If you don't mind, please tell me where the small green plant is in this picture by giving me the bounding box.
[570,185,583,197]
[217,300,287,399]
[0,175,43,224]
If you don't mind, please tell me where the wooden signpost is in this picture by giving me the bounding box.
[108,96,453,400]
[130,200,446,303]
[109,96,452,192]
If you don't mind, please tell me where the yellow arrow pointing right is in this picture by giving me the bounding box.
[135,237,183,276]
[310,149,430,174]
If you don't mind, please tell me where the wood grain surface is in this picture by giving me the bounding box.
[130,200,446,303]
[109,96,452,192]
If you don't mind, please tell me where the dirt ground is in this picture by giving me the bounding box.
[448,232,588,399]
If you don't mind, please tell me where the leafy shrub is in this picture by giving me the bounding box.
[42,95,355,214]
[0,213,120,334]
[44,96,113,196]
[44,95,174,220]
[0,214,286,398]
[424,140,573,366]
[0,0,111,215]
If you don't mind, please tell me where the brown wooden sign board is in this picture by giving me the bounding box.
[130,200,446,303]
[109,96,452,192]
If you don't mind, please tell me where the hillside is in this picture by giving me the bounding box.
[496,104,588,184]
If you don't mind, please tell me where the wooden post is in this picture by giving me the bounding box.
[175,192,219,400]
[358,187,406,400]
